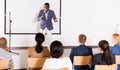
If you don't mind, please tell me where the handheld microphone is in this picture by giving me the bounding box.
[9,12,12,23]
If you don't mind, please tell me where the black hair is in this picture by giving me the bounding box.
[44,3,50,7]
[98,40,114,65]
[50,40,64,58]
[35,33,45,53]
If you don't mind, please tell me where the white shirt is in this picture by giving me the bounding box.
[44,10,49,20]
[43,57,73,70]
[0,48,12,59]
[0,48,13,65]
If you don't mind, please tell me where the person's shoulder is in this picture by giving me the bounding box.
[113,44,120,47]
[0,48,5,52]
[49,10,54,12]
[72,46,79,50]
[40,9,44,12]
[62,57,71,62]
[83,45,92,49]
[45,58,55,63]
[63,57,70,59]
[111,44,118,50]
[94,53,102,57]
[43,47,49,51]
[28,46,35,51]
[43,47,48,49]
[49,10,55,13]
[40,9,44,11]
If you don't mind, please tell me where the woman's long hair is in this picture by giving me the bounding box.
[35,33,45,53]
[99,40,114,65]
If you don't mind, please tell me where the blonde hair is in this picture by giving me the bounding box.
[112,33,120,44]
[112,33,119,39]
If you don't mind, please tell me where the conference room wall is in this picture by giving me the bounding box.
[0,0,120,47]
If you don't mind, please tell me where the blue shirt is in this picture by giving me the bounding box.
[111,44,120,70]
[111,44,120,55]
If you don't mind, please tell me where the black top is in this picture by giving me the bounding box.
[91,53,116,70]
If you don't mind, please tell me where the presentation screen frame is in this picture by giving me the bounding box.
[4,0,62,35]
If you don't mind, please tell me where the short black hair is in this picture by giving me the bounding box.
[50,40,64,58]
[44,3,50,7]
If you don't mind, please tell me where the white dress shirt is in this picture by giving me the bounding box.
[0,48,12,59]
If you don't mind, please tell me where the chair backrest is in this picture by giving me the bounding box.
[95,64,116,70]
[116,56,120,64]
[41,67,68,70]
[0,59,9,69]
[73,56,92,65]
[28,58,47,69]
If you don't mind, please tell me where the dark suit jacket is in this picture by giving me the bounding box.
[70,45,93,70]
[91,53,115,70]
[37,9,56,30]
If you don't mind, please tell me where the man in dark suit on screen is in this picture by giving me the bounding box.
[37,3,58,31]
[37,3,58,46]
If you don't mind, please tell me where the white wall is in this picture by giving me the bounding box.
[0,0,120,47]
[1,0,120,69]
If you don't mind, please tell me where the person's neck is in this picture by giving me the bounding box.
[58,56,63,59]
[99,51,103,53]
[80,43,85,45]
[45,9,49,13]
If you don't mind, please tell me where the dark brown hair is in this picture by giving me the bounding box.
[99,40,114,65]
[78,34,87,44]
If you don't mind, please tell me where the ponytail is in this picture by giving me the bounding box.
[35,42,43,53]
[102,47,113,65]
[35,33,45,53]
[99,40,114,65]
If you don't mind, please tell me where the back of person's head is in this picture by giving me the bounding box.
[0,37,7,49]
[112,33,119,39]
[112,33,120,44]
[115,36,120,44]
[98,40,114,65]
[35,33,45,53]
[78,34,87,44]
[50,40,64,58]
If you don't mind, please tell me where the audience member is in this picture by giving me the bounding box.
[42,41,72,70]
[70,34,93,70]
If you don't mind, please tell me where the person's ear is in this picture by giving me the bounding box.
[78,39,80,44]
[98,47,102,52]
[112,38,115,44]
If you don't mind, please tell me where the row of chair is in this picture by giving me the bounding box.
[74,56,120,70]
[28,56,120,70]
[0,56,120,70]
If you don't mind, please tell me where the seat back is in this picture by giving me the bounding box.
[41,67,68,70]
[28,58,47,69]
[73,56,92,65]
[95,64,116,70]
[0,59,9,69]
[116,56,120,64]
